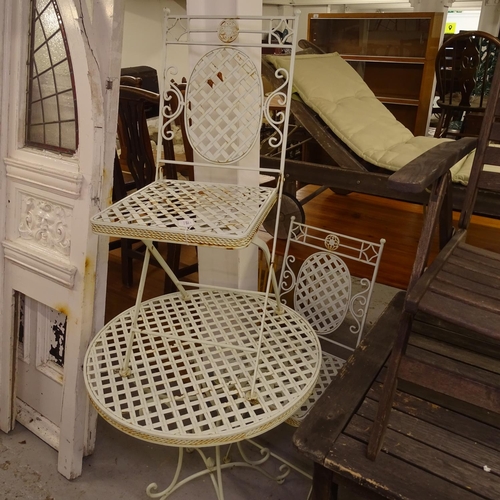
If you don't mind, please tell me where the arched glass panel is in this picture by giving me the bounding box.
[26,0,78,153]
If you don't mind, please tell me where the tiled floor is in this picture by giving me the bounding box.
[0,283,398,500]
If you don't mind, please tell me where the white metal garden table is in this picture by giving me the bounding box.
[84,288,320,499]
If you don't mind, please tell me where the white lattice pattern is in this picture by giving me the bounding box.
[280,221,386,428]
[287,353,346,426]
[295,252,351,334]
[91,180,276,247]
[84,290,321,447]
[186,48,262,163]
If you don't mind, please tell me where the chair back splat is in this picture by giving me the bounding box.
[434,31,500,139]
[368,53,500,460]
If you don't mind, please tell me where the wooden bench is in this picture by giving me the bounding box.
[294,291,500,500]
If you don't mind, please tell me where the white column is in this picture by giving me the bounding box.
[478,1,500,36]
[186,0,263,290]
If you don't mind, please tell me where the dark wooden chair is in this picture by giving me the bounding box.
[113,84,197,292]
[367,51,500,460]
[434,31,500,139]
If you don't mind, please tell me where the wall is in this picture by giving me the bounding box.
[121,1,329,77]
[446,9,480,33]
[121,0,186,75]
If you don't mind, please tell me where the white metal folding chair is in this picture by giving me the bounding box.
[278,220,385,426]
[89,12,299,380]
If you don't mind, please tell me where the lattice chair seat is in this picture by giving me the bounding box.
[92,180,276,248]
[278,221,385,426]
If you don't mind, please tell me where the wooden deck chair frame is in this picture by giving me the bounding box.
[260,40,500,228]
[367,46,500,460]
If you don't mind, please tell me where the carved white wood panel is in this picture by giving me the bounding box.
[0,0,125,480]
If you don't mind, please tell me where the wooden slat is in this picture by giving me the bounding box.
[409,333,500,375]
[419,291,500,338]
[404,343,500,388]
[368,382,500,449]
[437,268,500,301]
[413,313,500,359]
[358,398,500,469]
[444,254,500,284]
[398,354,500,413]
[405,230,466,313]
[343,415,500,499]
[325,434,483,500]
[429,276,500,312]
[483,145,500,166]
[456,242,500,261]
[479,171,500,191]
[292,291,404,464]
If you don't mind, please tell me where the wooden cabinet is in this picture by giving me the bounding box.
[308,12,444,136]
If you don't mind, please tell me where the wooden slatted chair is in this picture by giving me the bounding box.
[434,31,500,139]
[367,52,500,460]
[278,220,385,426]
[114,84,197,291]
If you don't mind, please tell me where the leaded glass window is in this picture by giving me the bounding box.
[26,0,78,153]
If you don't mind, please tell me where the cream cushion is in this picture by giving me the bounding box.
[266,52,479,184]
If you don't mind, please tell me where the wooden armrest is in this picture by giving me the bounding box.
[293,291,404,464]
[387,138,477,193]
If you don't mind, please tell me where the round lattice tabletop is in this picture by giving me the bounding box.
[84,289,321,447]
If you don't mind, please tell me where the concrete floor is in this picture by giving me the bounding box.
[0,283,399,500]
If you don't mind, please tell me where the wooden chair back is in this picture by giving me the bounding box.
[434,31,500,138]
[117,85,168,189]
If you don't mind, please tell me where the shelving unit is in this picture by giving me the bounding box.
[308,12,444,136]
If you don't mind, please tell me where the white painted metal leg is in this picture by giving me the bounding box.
[251,235,282,310]
[142,240,189,299]
[119,247,151,376]
[144,440,303,500]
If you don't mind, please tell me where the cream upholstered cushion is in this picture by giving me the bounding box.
[266,52,474,183]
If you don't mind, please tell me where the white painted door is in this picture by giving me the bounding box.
[0,0,124,479]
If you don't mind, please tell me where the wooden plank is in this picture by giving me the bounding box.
[437,269,500,301]
[260,154,500,219]
[398,354,500,414]
[455,244,500,266]
[429,278,500,312]
[358,398,500,471]
[292,291,404,464]
[343,414,500,499]
[483,146,500,167]
[325,434,483,500]
[404,343,500,386]
[412,314,500,360]
[405,229,465,315]
[479,171,500,191]
[419,291,500,338]
[409,333,500,375]
[367,382,500,450]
